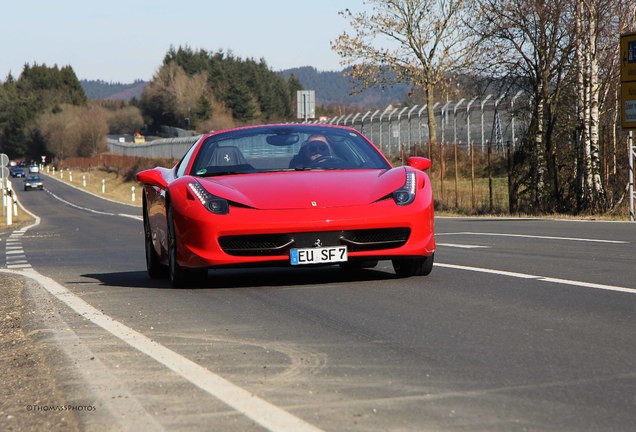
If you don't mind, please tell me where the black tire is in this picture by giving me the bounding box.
[167,205,207,287]
[144,208,167,278]
[392,253,434,278]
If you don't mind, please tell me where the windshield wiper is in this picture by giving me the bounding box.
[198,170,247,177]
[293,166,345,171]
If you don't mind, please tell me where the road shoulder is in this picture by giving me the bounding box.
[0,272,81,431]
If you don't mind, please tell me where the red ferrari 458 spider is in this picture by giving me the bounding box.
[137,124,435,287]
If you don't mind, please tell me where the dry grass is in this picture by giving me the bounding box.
[431,176,510,214]
[0,205,34,230]
[40,166,141,207]
[0,180,37,230]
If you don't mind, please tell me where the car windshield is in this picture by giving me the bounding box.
[26,176,40,181]
[189,125,391,177]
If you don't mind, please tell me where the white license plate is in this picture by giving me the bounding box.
[290,246,348,265]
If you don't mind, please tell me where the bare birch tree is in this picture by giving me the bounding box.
[475,0,574,211]
[331,0,475,146]
[576,0,636,211]
[576,0,605,210]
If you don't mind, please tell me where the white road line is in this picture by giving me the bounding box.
[435,263,636,295]
[5,227,26,269]
[42,171,140,209]
[44,189,116,216]
[44,189,141,221]
[437,232,628,244]
[118,213,143,221]
[437,243,490,249]
[1,267,322,432]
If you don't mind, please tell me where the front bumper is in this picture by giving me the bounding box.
[173,196,435,269]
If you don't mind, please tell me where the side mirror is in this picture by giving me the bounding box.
[136,168,168,189]
[407,157,431,171]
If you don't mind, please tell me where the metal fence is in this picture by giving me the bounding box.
[307,92,529,158]
[107,136,201,159]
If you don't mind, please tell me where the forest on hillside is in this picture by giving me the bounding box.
[80,67,409,109]
[81,80,146,101]
[0,50,305,161]
[138,46,302,132]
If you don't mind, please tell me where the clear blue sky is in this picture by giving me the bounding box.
[1,0,366,83]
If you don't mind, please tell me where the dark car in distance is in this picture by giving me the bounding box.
[24,174,43,191]
[10,166,25,178]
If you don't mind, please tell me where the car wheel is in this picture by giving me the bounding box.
[144,208,167,278]
[392,253,434,277]
[167,205,207,287]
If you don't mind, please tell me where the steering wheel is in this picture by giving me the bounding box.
[311,155,339,165]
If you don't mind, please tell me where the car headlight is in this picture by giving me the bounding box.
[392,171,417,206]
[188,182,229,215]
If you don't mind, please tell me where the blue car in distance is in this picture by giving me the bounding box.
[10,166,25,178]
[23,174,43,191]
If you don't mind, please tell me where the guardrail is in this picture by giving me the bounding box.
[107,136,201,159]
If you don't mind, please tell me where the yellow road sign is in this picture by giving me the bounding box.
[621,33,636,129]
[621,81,636,129]
[621,32,636,83]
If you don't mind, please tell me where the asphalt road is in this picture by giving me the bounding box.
[2,174,636,431]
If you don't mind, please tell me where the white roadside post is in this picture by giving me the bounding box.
[101,178,105,194]
[5,193,10,225]
[13,190,18,217]
[8,179,17,217]
[6,179,12,226]
[1,153,9,219]
[7,179,13,225]
[1,179,5,217]
[82,175,86,188]
[131,186,136,202]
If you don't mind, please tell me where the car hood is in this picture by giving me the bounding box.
[198,169,406,210]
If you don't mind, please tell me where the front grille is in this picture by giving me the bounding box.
[219,228,410,256]
[341,228,410,251]
[219,234,293,256]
